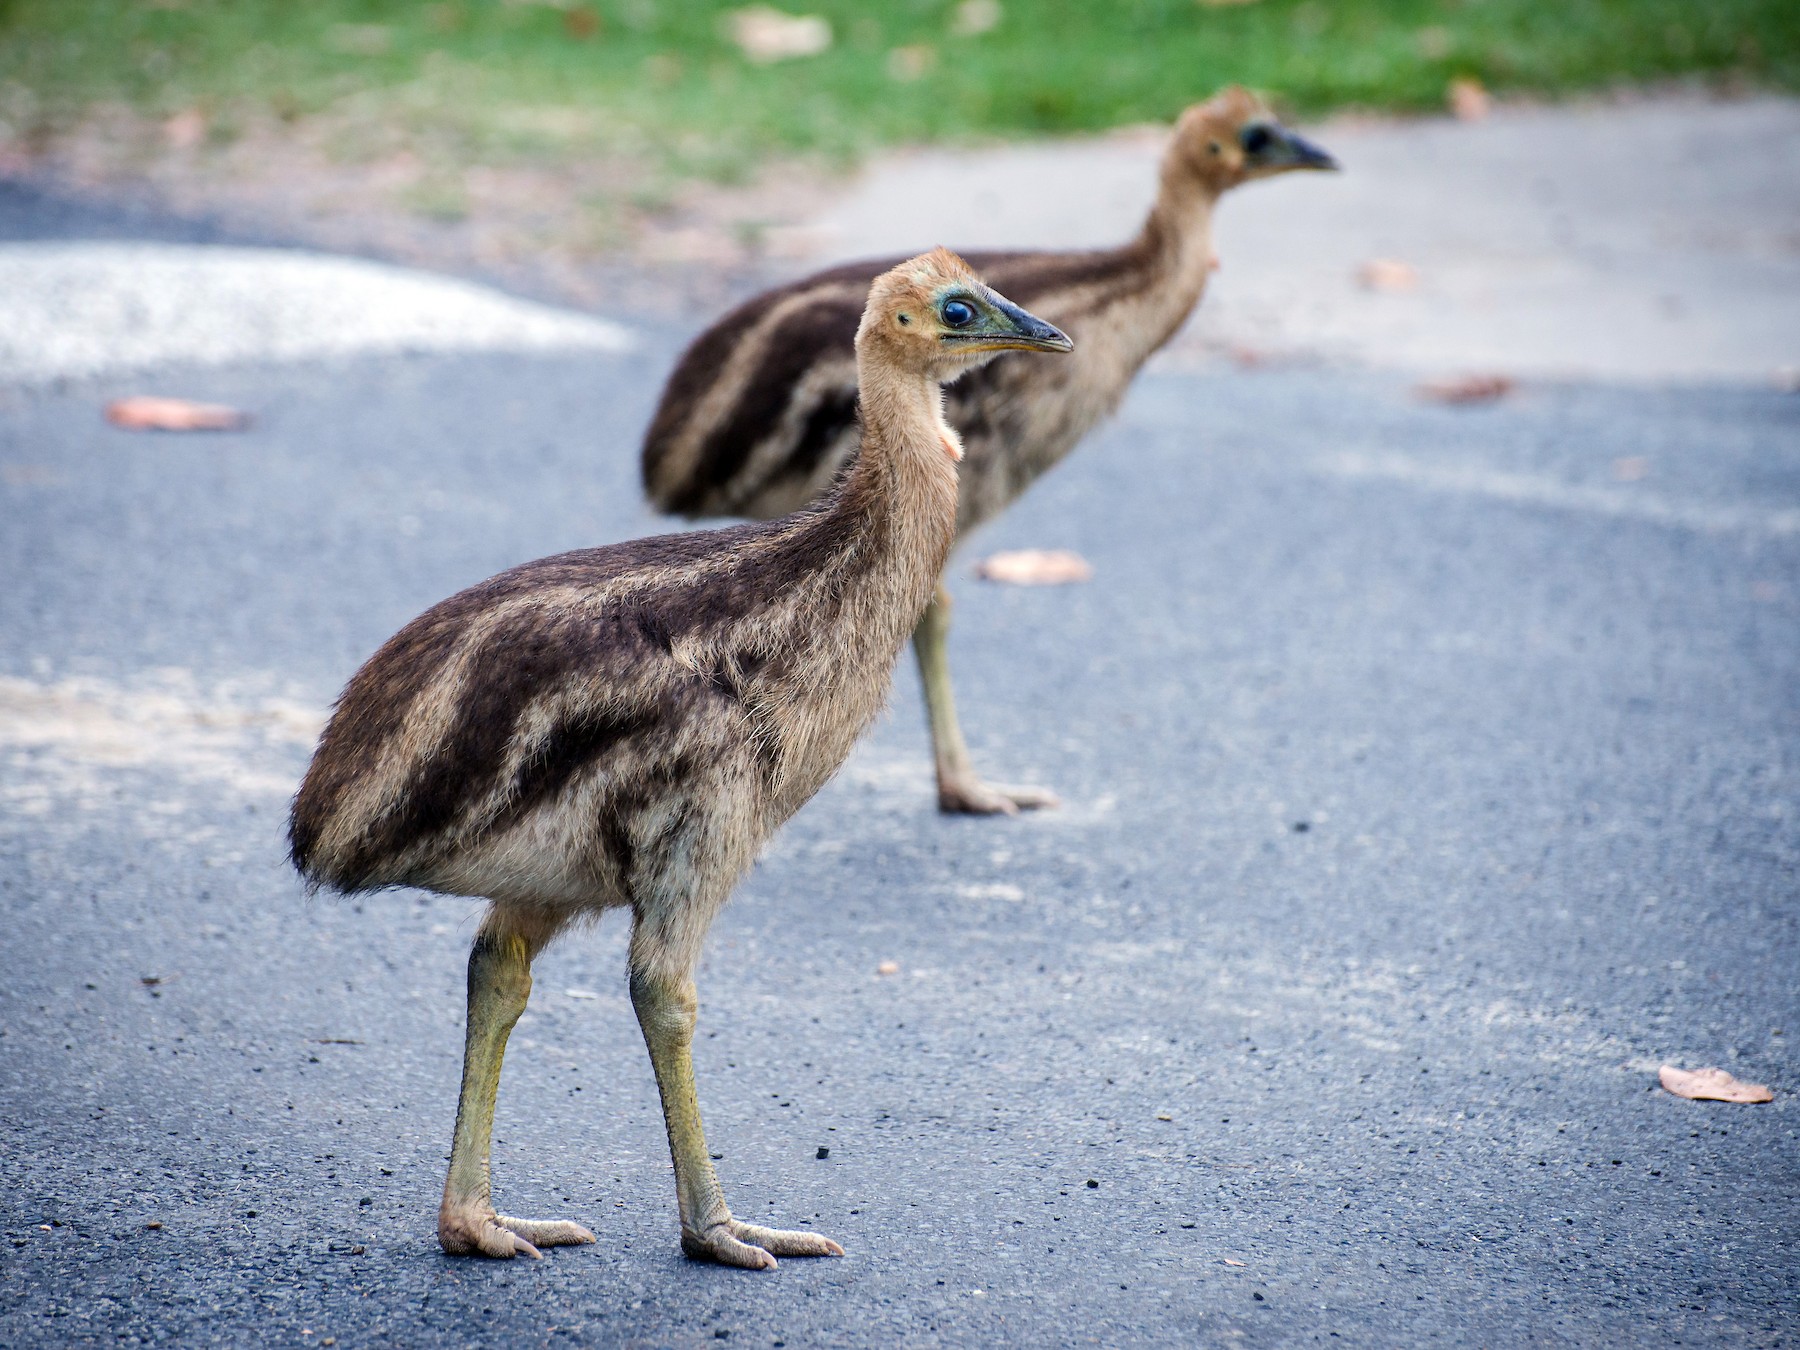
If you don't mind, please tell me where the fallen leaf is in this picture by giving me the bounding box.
[1155,1112,1173,1122]
[1223,1258,1248,1266]
[563,5,599,39]
[725,6,831,63]
[162,108,207,151]
[976,549,1093,586]
[1415,374,1515,405]
[950,0,1002,36]
[326,23,392,56]
[106,397,248,432]
[1658,1065,1772,1104]
[1448,77,1491,122]
[876,960,900,976]
[886,44,936,82]
[1414,25,1453,60]
[1357,259,1419,293]
[1611,456,1649,482]
[144,1221,163,1230]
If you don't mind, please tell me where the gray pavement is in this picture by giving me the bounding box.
[2,165,1799,1345]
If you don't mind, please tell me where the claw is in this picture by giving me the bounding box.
[681,1219,843,1269]
[683,1224,779,1270]
[440,1205,593,1260]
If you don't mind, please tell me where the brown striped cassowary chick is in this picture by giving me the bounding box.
[288,250,1070,1270]
[643,86,1335,815]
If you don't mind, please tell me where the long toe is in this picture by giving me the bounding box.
[938,775,1059,816]
[997,782,1059,812]
[681,1224,780,1270]
[439,1207,544,1260]
[729,1220,844,1258]
[498,1215,598,1248]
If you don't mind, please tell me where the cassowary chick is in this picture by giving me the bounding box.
[288,250,1071,1268]
[642,86,1335,814]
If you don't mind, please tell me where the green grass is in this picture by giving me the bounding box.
[2,0,1795,180]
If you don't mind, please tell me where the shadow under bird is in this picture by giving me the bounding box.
[642,86,1336,815]
[288,250,1071,1268]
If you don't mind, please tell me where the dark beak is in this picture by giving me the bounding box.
[1270,125,1338,172]
[971,290,1074,354]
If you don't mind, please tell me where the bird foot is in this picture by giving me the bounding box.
[937,775,1059,816]
[439,1204,597,1260]
[681,1217,845,1270]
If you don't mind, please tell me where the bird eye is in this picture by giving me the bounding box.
[941,299,976,328]
[1241,124,1273,155]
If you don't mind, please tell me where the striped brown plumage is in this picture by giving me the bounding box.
[642,87,1336,815]
[288,249,1071,1270]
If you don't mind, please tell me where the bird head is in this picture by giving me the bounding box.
[857,246,1073,382]
[1168,85,1338,194]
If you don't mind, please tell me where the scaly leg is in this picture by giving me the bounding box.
[630,966,843,1270]
[913,581,1058,816]
[438,925,597,1259]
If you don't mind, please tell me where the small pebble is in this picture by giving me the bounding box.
[1086,1179,1099,1189]
[144,1221,162,1231]
[816,1146,830,1160]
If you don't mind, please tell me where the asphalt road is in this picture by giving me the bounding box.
[2,212,1797,1345]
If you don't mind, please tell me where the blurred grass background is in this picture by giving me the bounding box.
[3,1,1794,167]
[1,0,1793,259]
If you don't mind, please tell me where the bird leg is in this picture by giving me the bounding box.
[629,966,844,1270]
[438,926,597,1259]
[913,582,1059,816]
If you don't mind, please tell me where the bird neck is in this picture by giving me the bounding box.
[1113,157,1225,356]
[845,356,961,580]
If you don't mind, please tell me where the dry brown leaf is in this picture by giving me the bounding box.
[162,108,207,151]
[886,44,936,81]
[949,0,1002,37]
[1414,25,1453,60]
[105,397,249,432]
[563,6,600,39]
[725,6,831,63]
[1357,259,1419,293]
[876,960,900,976]
[326,23,392,56]
[976,549,1093,586]
[1659,1065,1773,1104]
[1416,374,1515,405]
[1448,77,1491,122]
